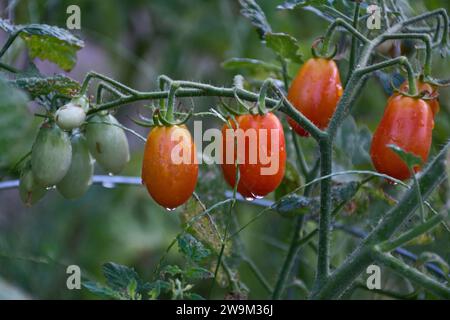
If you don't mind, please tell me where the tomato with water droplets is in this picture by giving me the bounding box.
[142,125,198,210]
[221,113,286,199]
[394,80,440,116]
[287,58,343,136]
[370,95,434,180]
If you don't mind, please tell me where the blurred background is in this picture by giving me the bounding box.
[0,0,449,299]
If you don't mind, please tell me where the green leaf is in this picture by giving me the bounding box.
[161,265,184,277]
[0,20,84,71]
[185,266,214,280]
[331,181,360,204]
[265,32,303,63]
[11,75,80,99]
[222,58,281,75]
[148,280,171,300]
[180,196,224,255]
[388,144,423,168]
[177,233,211,263]
[273,194,317,217]
[82,281,123,299]
[275,161,304,201]
[0,77,34,171]
[239,0,272,39]
[102,262,152,296]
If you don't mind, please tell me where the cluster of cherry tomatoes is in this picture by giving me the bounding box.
[20,97,130,206]
[142,55,439,210]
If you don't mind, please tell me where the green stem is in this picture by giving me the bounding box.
[311,142,449,299]
[291,132,309,177]
[271,215,305,299]
[0,30,21,59]
[347,1,361,85]
[320,18,370,57]
[314,137,332,288]
[372,248,450,299]
[380,211,447,252]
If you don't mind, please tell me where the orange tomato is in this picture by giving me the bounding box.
[287,58,343,136]
[221,113,286,199]
[142,125,198,209]
[370,95,434,180]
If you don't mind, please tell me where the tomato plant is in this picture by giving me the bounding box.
[0,0,449,301]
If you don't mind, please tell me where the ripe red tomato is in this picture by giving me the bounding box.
[142,125,198,210]
[395,80,440,116]
[370,95,434,180]
[221,113,286,199]
[287,58,343,136]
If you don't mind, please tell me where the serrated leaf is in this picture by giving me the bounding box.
[273,194,317,216]
[162,265,184,277]
[265,32,302,63]
[239,0,272,39]
[185,266,214,280]
[388,144,422,168]
[180,196,224,255]
[82,281,123,299]
[177,233,211,263]
[11,75,80,99]
[0,20,84,71]
[222,58,281,75]
[102,262,152,296]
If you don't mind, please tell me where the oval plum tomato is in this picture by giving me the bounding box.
[395,80,440,116]
[31,123,72,187]
[221,113,286,199]
[287,58,343,137]
[57,133,94,199]
[142,125,198,210]
[86,114,130,174]
[370,95,434,181]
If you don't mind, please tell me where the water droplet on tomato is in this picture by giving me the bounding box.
[165,207,176,212]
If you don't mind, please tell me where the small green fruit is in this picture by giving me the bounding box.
[86,114,130,174]
[55,103,86,131]
[57,133,94,199]
[31,123,72,187]
[19,163,47,206]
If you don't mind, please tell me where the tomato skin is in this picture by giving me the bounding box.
[31,123,72,187]
[370,95,434,180]
[86,114,130,174]
[395,80,440,116]
[57,133,93,199]
[221,113,286,199]
[287,58,343,136]
[142,125,198,209]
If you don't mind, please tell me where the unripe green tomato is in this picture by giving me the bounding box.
[55,103,86,131]
[85,114,130,174]
[19,163,47,206]
[57,133,94,199]
[31,123,72,187]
